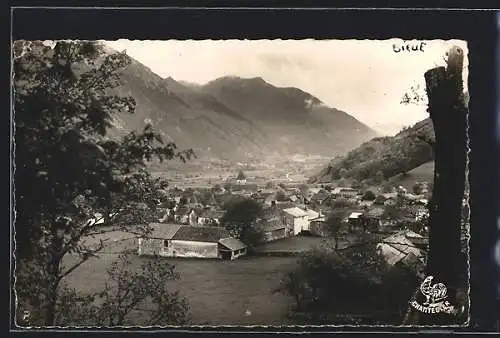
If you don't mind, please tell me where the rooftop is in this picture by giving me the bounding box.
[283,207,308,218]
[172,225,231,243]
[348,212,364,219]
[148,223,183,240]
[305,209,321,220]
[377,230,424,266]
[219,237,247,251]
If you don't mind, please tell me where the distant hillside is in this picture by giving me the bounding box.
[99,47,378,163]
[388,161,435,190]
[309,118,435,183]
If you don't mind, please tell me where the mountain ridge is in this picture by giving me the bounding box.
[102,46,379,163]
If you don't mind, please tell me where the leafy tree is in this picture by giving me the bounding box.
[265,181,275,189]
[20,254,190,326]
[382,199,406,221]
[350,179,362,189]
[374,195,387,205]
[298,183,309,196]
[339,168,348,178]
[382,182,394,193]
[13,40,193,326]
[412,183,423,195]
[275,244,419,325]
[375,170,385,184]
[324,210,348,250]
[330,198,353,210]
[212,183,222,193]
[275,190,287,202]
[221,197,264,249]
[362,190,376,201]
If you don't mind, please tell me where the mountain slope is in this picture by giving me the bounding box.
[103,49,377,163]
[309,118,435,183]
[387,161,435,190]
[110,59,271,161]
[202,76,378,156]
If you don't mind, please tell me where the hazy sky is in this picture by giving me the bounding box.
[105,39,468,136]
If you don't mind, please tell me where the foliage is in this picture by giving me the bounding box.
[324,210,348,250]
[276,244,419,325]
[275,190,287,202]
[298,183,309,196]
[350,179,362,189]
[13,40,193,326]
[311,119,434,183]
[221,197,264,248]
[265,181,275,189]
[374,194,387,205]
[400,84,427,106]
[337,178,347,187]
[362,190,376,201]
[375,170,385,184]
[382,182,394,193]
[20,254,189,326]
[236,169,246,180]
[382,201,405,221]
[330,198,354,210]
[412,183,423,194]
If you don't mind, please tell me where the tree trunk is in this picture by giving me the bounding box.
[424,65,467,292]
[404,58,467,325]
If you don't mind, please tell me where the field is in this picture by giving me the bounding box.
[388,160,434,190]
[255,235,359,253]
[148,157,329,189]
[62,250,299,325]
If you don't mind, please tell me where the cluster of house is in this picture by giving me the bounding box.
[376,229,426,273]
[108,169,432,261]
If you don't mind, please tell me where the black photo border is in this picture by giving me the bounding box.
[8,5,500,335]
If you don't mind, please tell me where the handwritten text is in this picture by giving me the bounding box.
[393,41,427,53]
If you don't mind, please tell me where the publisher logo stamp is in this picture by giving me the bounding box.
[410,276,460,315]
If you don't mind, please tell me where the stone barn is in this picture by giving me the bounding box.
[138,223,247,260]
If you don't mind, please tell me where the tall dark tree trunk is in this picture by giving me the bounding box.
[425,65,467,295]
[404,46,468,325]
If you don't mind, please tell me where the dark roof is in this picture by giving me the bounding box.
[149,223,182,239]
[172,225,231,243]
[219,237,247,251]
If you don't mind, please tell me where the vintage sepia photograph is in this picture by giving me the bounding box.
[12,38,470,327]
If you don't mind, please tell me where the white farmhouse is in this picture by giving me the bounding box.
[283,207,309,235]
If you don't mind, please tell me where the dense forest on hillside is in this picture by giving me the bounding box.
[310,119,434,183]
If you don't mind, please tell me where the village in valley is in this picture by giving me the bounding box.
[88,165,434,269]
[14,39,472,327]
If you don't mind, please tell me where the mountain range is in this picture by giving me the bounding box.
[107,48,378,163]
